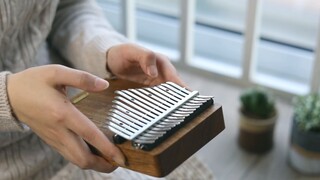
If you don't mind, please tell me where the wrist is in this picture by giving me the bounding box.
[105,48,117,79]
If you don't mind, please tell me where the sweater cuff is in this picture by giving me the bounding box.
[0,72,29,132]
[84,33,128,79]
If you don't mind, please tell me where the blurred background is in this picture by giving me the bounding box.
[96,0,320,179]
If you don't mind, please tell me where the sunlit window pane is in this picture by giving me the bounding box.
[254,0,320,94]
[192,1,248,78]
[97,0,123,34]
[136,0,181,60]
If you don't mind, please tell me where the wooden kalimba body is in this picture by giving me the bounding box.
[73,79,225,177]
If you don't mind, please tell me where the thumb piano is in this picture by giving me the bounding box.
[72,79,225,177]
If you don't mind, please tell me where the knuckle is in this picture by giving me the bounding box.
[105,147,118,159]
[49,104,67,124]
[48,65,65,79]
[143,50,156,61]
[82,128,98,143]
[77,158,92,169]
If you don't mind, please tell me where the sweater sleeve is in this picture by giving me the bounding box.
[0,72,29,132]
[48,0,128,78]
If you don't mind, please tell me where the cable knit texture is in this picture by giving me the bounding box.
[0,71,23,131]
[0,0,127,179]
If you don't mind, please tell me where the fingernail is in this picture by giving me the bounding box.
[147,66,158,77]
[113,156,126,167]
[94,78,109,89]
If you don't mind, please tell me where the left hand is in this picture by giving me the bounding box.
[106,43,185,87]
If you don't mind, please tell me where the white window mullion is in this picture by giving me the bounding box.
[242,0,262,83]
[121,0,136,41]
[310,18,320,93]
[180,0,195,65]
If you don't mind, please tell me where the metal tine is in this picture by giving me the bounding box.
[177,107,197,112]
[107,125,132,140]
[167,116,185,120]
[185,102,202,106]
[135,135,158,141]
[171,112,192,117]
[116,91,162,115]
[133,138,156,144]
[189,100,207,105]
[163,118,185,123]
[105,119,134,136]
[113,101,154,121]
[135,136,159,142]
[115,96,160,116]
[110,109,145,127]
[173,110,193,115]
[142,129,166,136]
[158,120,182,126]
[152,124,167,128]
[161,83,189,97]
[166,82,190,94]
[141,130,165,137]
[127,89,169,110]
[138,130,166,137]
[107,114,139,131]
[150,125,172,131]
[170,113,189,118]
[112,104,149,124]
[154,123,177,129]
[144,88,176,105]
[132,88,171,108]
[158,85,185,99]
[153,86,181,102]
[135,137,161,143]
[121,90,166,112]
[182,105,199,109]
[194,96,212,101]
[192,95,209,100]
[197,95,214,99]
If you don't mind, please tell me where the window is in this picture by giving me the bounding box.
[254,0,320,94]
[192,0,247,78]
[97,0,123,33]
[97,0,320,96]
[136,0,181,61]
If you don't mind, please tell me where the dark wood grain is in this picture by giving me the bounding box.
[73,79,225,177]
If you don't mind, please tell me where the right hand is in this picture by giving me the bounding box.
[7,65,125,173]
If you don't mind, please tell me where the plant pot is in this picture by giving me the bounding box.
[288,118,320,175]
[238,110,277,154]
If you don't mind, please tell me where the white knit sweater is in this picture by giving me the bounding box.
[0,0,126,179]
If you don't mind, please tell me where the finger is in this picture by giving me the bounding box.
[123,44,158,77]
[62,129,117,172]
[65,105,126,167]
[156,53,187,87]
[48,65,109,92]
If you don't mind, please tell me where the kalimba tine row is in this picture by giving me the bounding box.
[73,79,225,177]
[106,82,214,151]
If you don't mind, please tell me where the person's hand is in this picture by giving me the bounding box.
[7,65,125,173]
[107,43,186,86]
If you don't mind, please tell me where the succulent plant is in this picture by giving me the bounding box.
[240,87,275,119]
[293,94,320,132]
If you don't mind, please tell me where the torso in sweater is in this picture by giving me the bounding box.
[1,1,71,179]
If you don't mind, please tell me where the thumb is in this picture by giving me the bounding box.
[49,65,109,92]
[143,58,158,78]
[125,44,159,77]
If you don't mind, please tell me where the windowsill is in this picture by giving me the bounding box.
[252,73,309,95]
[190,56,242,78]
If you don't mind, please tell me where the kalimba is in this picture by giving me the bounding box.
[73,79,225,177]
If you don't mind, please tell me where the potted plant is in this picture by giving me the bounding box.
[238,87,277,153]
[288,94,320,175]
